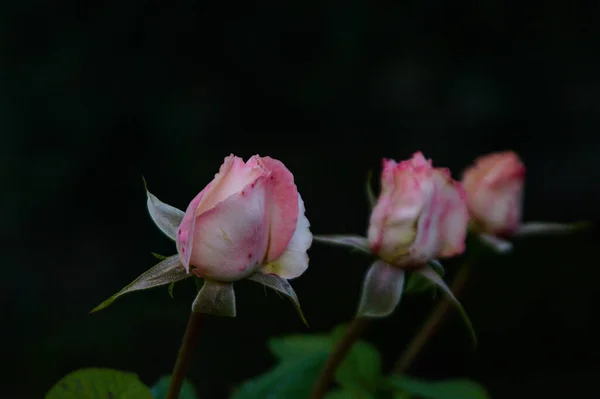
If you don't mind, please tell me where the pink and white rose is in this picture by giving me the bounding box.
[461,151,525,236]
[176,154,312,282]
[367,152,470,268]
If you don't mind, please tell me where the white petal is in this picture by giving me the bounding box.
[357,260,405,318]
[259,194,312,279]
[144,179,185,241]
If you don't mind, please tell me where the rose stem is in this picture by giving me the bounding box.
[166,312,205,399]
[310,317,370,399]
[392,262,472,375]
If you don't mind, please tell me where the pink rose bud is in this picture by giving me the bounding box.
[176,154,312,282]
[367,152,470,268]
[461,151,525,236]
[92,154,312,320]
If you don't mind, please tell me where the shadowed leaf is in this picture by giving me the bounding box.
[45,368,153,399]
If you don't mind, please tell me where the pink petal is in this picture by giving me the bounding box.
[196,154,267,215]
[438,180,469,258]
[186,175,270,281]
[260,157,300,262]
[258,194,312,279]
[176,183,212,272]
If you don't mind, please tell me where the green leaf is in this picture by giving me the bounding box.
[168,282,175,298]
[91,255,190,313]
[269,334,331,361]
[247,273,308,326]
[45,368,153,399]
[326,389,376,399]
[268,326,383,398]
[150,375,198,399]
[387,375,490,399]
[231,352,328,399]
[366,170,377,209]
[331,325,382,396]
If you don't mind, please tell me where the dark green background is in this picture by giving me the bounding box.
[3,0,599,397]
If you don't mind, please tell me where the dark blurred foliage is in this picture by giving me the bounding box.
[2,0,600,398]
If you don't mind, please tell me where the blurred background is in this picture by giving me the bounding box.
[3,0,599,398]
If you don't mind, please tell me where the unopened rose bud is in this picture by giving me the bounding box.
[367,152,469,268]
[461,151,525,236]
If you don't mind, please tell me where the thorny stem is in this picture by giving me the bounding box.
[310,317,370,399]
[167,312,205,399]
[392,262,472,374]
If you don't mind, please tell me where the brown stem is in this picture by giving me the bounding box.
[310,317,370,399]
[167,312,205,399]
[392,263,472,375]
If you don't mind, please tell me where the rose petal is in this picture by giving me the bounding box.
[260,157,300,262]
[357,260,405,318]
[196,155,267,215]
[144,179,185,241]
[192,280,236,317]
[186,176,269,282]
[176,185,210,272]
[258,194,312,279]
[438,181,469,258]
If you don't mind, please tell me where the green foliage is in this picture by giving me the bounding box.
[45,368,153,399]
[331,326,382,396]
[231,352,328,399]
[231,324,490,399]
[151,375,198,399]
[387,375,490,399]
[232,325,384,399]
